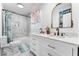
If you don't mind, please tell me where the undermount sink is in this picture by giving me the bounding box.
[57,36,66,38]
[48,34,73,38]
[53,36,66,38]
[47,34,66,38]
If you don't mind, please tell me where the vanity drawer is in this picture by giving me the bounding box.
[47,39,73,56]
[48,48,61,56]
[40,43,60,56]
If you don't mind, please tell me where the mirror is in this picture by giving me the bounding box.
[51,3,73,28]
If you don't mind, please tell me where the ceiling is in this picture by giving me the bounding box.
[2,3,44,16]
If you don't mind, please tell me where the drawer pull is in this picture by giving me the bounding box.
[48,53,52,56]
[48,45,55,49]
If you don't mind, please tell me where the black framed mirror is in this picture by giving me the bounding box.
[51,3,73,28]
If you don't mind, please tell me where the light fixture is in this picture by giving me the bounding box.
[17,3,24,8]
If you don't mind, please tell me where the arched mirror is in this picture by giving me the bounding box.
[51,3,73,28]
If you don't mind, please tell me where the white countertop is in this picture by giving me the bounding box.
[32,33,79,46]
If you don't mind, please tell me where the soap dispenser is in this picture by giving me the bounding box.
[46,27,50,34]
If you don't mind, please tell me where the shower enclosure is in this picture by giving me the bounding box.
[2,9,13,43]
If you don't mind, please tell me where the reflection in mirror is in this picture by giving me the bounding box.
[59,11,63,28]
[59,7,71,28]
[51,3,73,28]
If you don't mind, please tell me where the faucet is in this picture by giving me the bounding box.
[56,27,59,36]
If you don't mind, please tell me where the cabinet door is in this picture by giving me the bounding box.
[47,39,73,56]
[30,35,41,55]
[48,49,61,56]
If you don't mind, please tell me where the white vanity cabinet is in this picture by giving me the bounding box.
[30,35,40,55]
[46,38,78,56]
[30,34,78,56]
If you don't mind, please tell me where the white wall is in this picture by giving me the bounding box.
[40,3,57,28]
[0,4,2,36]
[27,17,31,36]
[31,3,57,33]
[11,13,30,39]
[31,11,43,33]
[72,4,79,37]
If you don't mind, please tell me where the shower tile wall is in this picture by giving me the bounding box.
[11,13,29,39]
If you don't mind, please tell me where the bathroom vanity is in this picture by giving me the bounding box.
[30,33,79,56]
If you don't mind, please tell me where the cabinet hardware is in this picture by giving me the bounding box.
[48,45,55,49]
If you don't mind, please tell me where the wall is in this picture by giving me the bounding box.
[31,3,57,33]
[71,4,79,37]
[31,10,43,33]
[27,17,31,36]
[11,13,30,39]
[40,3,57,28]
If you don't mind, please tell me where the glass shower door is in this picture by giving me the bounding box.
[2,10,13,43]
